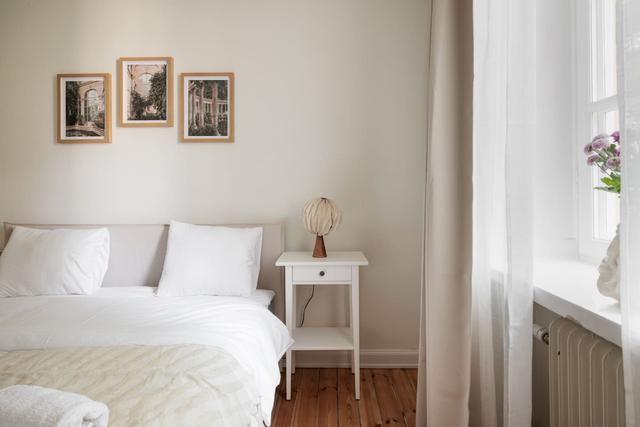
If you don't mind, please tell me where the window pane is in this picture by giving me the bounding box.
[590,0,617,101]
[591,109,620,240]
[592,168,620,240]
[603,0,616,97]
[604,109,618,132]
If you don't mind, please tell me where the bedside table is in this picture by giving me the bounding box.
[275,251,368,400]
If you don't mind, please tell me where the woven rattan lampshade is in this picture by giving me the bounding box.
[302,197,342,257]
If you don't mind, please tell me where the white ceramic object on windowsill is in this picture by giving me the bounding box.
[597,225,620,301]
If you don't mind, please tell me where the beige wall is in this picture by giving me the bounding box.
[0,0,428,360]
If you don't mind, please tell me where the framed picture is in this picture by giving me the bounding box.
[56,73,111,144]
[117,57,173,127]
[180,72,234,143]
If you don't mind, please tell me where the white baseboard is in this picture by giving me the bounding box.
[281,349,418,368]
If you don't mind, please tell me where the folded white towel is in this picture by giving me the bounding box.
[0,385,108,427]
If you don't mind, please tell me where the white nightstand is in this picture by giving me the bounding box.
[275,251,368,400]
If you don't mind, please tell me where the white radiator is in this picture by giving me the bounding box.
[549,318,625,427]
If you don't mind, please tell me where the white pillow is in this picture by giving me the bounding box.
[157,221,262,297]
[0,226,110,297]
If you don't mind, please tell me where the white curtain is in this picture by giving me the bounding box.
[471,0,535,426]
[618,0,640,425]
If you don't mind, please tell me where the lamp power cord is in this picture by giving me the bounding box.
[298,285,315,327]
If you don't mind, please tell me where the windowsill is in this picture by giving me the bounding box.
[534,257,621,346]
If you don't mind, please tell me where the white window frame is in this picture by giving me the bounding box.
[575,0,619,262]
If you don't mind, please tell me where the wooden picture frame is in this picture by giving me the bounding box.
[117,57,174,127]
[56,73,112,144]
[180,72,234,143]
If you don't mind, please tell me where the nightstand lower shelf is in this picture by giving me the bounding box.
[292,327,354,351]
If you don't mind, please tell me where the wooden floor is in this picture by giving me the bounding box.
[271,368,417,427]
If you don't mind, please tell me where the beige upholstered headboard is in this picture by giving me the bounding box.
[3,223,285,320]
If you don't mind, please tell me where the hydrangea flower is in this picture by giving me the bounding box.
[591,137,608,150]
[584,130,621,194]
[587,155,599,166]
[592,133,610,143]
[606,157,621,169]
[611,131,620,142]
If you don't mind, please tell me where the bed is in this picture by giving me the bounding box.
[0,223,292,426]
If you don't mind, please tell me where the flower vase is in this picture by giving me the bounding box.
[597,225,620,301]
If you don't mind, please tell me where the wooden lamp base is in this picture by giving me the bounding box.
[312,235,327,258]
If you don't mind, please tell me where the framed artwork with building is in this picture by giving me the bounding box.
[117,57,173,127]
[180,72,234,143]
[56,73,112,144]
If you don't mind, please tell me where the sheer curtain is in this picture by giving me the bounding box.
[618,0,640,425]
[471,1,535,426]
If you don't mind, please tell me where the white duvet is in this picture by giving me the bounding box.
[0,287,292,423]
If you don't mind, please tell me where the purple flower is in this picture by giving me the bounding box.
[584,143,593,154]
[592,133,610,143]
[614,147,621,157]
[587,155,599,166]
[606,157,621,169]
[591,137,608,150]
[611,131,620,142]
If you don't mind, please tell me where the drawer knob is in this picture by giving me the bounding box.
[319,270,326,277]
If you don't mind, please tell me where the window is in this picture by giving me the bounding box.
[576,0,619,260]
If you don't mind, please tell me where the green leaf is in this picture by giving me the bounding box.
[594,186,619,194]
[601,177,616,186]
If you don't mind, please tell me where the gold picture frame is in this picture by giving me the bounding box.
[180,72,234,143]
[56,73,112,144]
[117,57,174,127]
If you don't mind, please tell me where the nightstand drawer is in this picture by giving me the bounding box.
[292,265,352,282]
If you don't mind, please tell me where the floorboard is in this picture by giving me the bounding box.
[316,369,339,426]
[337,368,360,426]
[407,368,418,391]
[371,369,404,426]
[358,369,383,426]
[390,369,417,426]
[272,368,417,427]
[292,368,320,426]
